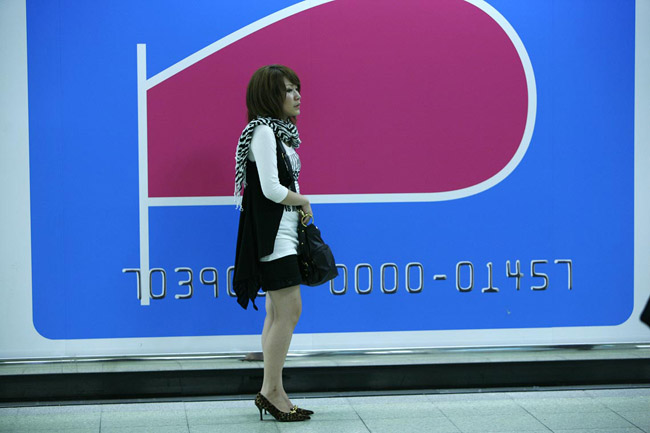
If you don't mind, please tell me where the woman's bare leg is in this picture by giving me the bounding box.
[261,294,295,408]
[261,293,273,351]
[260,285,301,412]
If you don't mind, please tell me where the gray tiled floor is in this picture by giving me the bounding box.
[0,388,648,433]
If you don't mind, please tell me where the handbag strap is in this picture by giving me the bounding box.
[276,137,297,193]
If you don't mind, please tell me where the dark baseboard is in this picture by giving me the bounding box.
[2,358,650,403]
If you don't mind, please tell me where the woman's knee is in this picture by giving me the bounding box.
[289,301,302,326]
[280,297,301,327]
[265,293,274,318]
[269,286,302,326]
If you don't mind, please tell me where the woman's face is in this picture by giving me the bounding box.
[282,77,301,119]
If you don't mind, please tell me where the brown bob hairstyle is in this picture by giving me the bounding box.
[246,64,301,123]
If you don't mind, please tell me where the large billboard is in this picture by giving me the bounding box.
[1,0,648,357]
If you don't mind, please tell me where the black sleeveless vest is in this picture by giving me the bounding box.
[233,138,295,310]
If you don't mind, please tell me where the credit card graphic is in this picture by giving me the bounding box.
[27,0,634,339]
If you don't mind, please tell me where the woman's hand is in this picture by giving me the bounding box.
[300,203,313,226]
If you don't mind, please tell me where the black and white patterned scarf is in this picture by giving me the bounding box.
[234,117,301,210]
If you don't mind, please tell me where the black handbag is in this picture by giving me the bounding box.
[276,137,338,286]
[297,213,339,286]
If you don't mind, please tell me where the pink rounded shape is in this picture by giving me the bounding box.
[147,0,528,197]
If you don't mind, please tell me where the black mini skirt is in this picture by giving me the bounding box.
[259,254,302,291]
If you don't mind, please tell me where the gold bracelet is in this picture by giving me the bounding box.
[299,210,314,226]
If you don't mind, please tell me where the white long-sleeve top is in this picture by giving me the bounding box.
[248,125,301,262]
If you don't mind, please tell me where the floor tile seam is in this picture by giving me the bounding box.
[183,401,190,432]
[423,393,529,425]
[521,409,623,419]
[99,403,108,427]
[356,415,373,433]
[513,401,554,433]
[348,398,452,419]
[344,397,373,432]
[612,411,649,432]
[613,409,648,429]
[628,427,649,433]
[430,404,463,433]
[598,398,644,414]
[510,394,549,416]
[530,410,642,430]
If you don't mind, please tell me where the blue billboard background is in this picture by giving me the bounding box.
[28,0,634,339]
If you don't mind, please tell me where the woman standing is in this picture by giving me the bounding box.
[233,65,313,422]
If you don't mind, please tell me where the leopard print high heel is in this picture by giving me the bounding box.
[255,393,310,422]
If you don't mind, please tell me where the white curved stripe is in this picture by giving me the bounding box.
[455,0,537,202]
[148,196,235,207]
[146,0,335,89]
